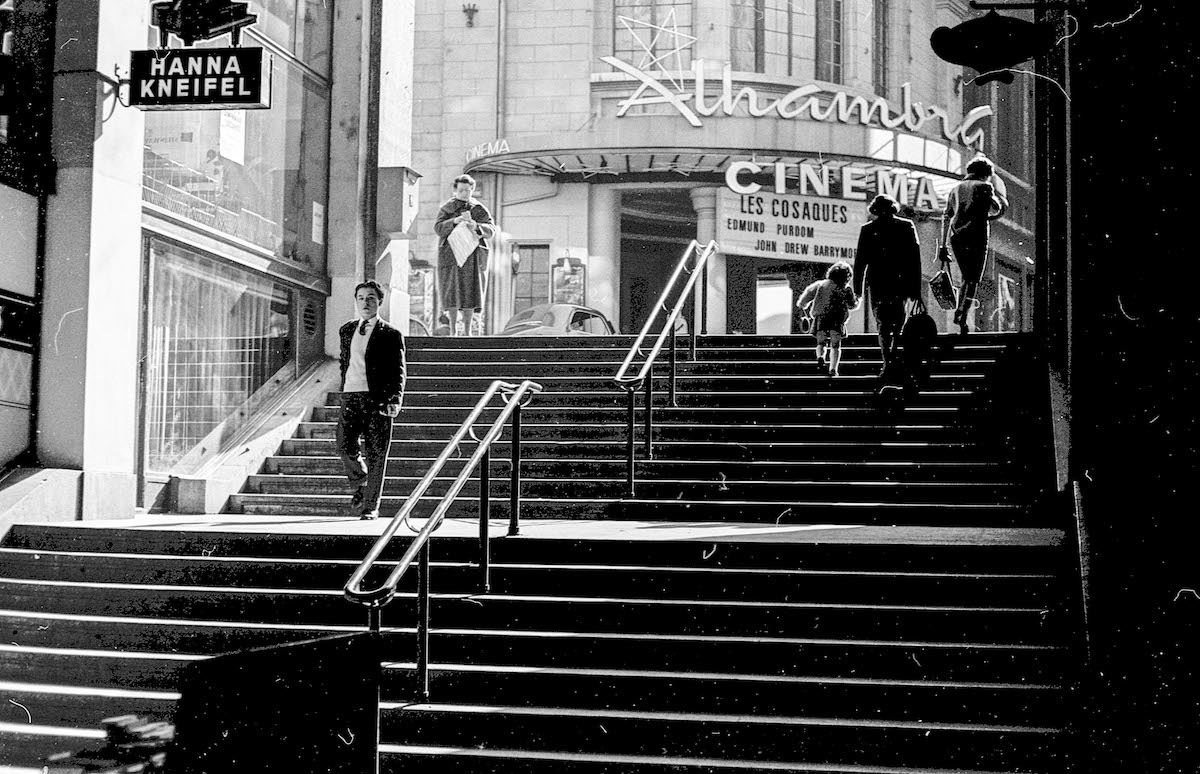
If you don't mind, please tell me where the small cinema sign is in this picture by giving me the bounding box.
[129,47,271,110]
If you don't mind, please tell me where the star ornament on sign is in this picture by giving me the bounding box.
[617,10,698,92]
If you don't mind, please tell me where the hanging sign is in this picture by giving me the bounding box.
[129,47,272,110]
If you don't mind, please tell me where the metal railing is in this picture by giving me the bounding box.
[343,379,543,697]
[613,239,718,496]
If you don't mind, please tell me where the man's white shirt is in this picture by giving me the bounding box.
[344,316,378,393]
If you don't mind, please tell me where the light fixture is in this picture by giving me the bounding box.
[930,9,1059,85]
[462,3,478,27]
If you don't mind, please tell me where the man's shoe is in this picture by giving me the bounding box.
[359,509,379,521]
[349,487,365,508]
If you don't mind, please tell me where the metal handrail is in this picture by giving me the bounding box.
[612,239,718,496]
[343,379,543,696]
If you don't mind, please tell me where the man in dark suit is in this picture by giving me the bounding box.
[852,194,922,370]
[337,280,406,520]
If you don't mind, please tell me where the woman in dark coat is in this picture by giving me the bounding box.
[942,157,1007,335]
[434,174,497,336]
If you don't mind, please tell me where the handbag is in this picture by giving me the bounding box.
[929,244,957,311]
[901,299,938,349]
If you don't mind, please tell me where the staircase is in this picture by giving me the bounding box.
[0,333,1077,773]
[231,333,1048,527]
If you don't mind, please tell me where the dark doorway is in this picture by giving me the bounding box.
[619,190,697,335]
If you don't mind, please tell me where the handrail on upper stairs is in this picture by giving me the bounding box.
[343,378,543,698]
[612,239,719,497]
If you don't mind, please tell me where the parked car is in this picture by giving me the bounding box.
[498,304,616,336]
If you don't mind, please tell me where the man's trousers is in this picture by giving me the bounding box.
[336,392,394,512]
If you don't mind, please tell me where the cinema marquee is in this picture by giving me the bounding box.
[129,47,272,110]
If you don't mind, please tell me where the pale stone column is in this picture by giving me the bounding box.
[376,0,416,333]
[325,0,370,354]
[37,0,148,518]
[587,185,621,331]
[691,187,726,334]
[693,0,732,65]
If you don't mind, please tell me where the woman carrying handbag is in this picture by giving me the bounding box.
[942,157,1008,334]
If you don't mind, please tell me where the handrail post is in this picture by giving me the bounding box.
[368,607,381,633]
[701,256,709,336]
[509,401,522,536]
[626,388,636,497]
[479,447,491,593]
[644,367,654,460]
[669,322,678,407]
[417,541,431,700]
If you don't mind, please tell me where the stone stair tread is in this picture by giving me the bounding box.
[250,474,1017,488]
[387,702,1062,734]
[382,662,1062,691]
[230,493,1026,508]
[381,743,1049,774]
[0,580,1046,615]
[0,548,1054,580]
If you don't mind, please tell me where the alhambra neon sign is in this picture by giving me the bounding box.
[601,57,992,151]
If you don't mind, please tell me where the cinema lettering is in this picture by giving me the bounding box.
[601,57,992,151]
[129,47,272,110]
[725,161,941,211]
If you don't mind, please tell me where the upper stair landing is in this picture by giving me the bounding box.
[231,333,1053,528]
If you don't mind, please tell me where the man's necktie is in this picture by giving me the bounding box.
[359,319,369,335]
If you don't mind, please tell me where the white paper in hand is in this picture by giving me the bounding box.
[448,222,479,268]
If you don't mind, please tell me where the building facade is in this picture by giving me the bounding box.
[1,0,416,516]
[409,0,1036,336]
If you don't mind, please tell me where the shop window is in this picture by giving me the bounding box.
[873,0,890,98]
[141,42,331,273]
[408,264,435,335]
[815,0,844,84]
[552,257,587,306]
[0,0,55,195]
[512,243,551,315]
[613,0,693,71]
[143,238,316,475]
[250,0,333,77]
[995,80,1032,179]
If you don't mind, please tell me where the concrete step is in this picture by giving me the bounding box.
[246,474,1027,506]
[0,548,1062,606]
[277,437,1002,463]
[310,404,978,425]
[0,581,1062,643]
[381,389,981,409]
[0,628,1069,689]
[264,456,1017,484]
[296,421,977,444]
[405,359,999,378]
[383,702,1061,771]
[226,494,1038,527]
[0,527,1067,573]
[383,663,1066,725]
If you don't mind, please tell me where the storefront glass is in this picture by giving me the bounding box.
[144,239,300,475]
[251,0,334,77]
[141,36,331,273]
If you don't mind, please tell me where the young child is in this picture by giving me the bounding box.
[796,261,858,377]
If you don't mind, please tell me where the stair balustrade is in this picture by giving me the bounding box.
[343,379,542,698]
[613,239,718,496]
